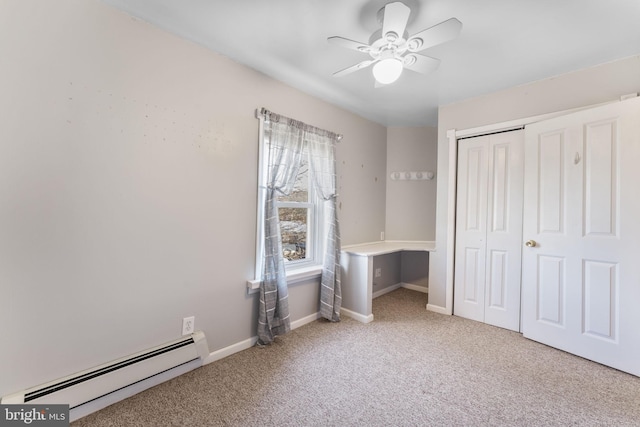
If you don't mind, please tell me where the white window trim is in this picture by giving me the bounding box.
[248,113,325,294]
[246,265,323,293]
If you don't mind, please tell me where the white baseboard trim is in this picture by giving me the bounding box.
[372,283,402,299]
[204,311,322,365]
[291,311,322,329]
[426,303,451,315]
[373,282,428,299]
[400,282,428,294]
[203,336,257,365]
[341,307,374,323]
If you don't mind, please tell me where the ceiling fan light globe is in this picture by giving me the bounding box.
[373,58,403,84]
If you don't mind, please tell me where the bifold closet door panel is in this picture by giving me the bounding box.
[454,135,489,323]
[483,131,524,332]
[454,130,524,332]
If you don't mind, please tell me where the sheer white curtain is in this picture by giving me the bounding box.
[257,119,304,345]
[257,111,342,345]
[306,132,341,322]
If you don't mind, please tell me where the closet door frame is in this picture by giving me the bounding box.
[438,101,615,316]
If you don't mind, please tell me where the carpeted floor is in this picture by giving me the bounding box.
[73,288,640,426]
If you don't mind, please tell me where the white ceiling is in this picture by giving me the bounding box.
[100,0,640,126]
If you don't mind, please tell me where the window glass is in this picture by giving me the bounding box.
[277,150,309,203]
[278,207,308,261]
[276,148,313,262]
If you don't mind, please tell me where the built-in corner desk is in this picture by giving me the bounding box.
[340,241,436,323]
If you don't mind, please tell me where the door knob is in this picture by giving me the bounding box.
[525,240,537,247]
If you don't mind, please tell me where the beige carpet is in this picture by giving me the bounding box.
[73,288,640,426]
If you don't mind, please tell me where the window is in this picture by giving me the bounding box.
[276,153,310,262]
[253,123,324,283]
[252,108,341,328]
[275,145,323,265]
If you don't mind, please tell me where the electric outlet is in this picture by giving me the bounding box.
[374,268,382,278]
[182,316,195,336]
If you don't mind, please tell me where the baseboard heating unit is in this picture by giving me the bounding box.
[1,331,209,422]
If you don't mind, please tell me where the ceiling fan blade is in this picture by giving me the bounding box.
[382,2,411,41]
[327,36,371,53]
[403,54,440,74]
[332,59,376,77]
[406,18,462,52]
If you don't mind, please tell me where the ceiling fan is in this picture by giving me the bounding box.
[328,1,462,85]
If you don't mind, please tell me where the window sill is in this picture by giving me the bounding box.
[246,265,323,294]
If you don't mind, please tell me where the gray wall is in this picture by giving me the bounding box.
[385,126,438,241]
[0,0,387,397]
[429,54,640,309]
[401,251,429,289]
[371,251,429,295]
[372,252,401,295]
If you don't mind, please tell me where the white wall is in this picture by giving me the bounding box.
[385,126,437,241]
[0,0,387,397]
[429,55,640,310]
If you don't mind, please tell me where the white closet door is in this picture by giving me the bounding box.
[522,97,640,376]
[454,130,524,331]
[454,135,489,323]
[484,131,524,331]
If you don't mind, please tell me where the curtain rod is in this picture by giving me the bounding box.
[255,108,343,142]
